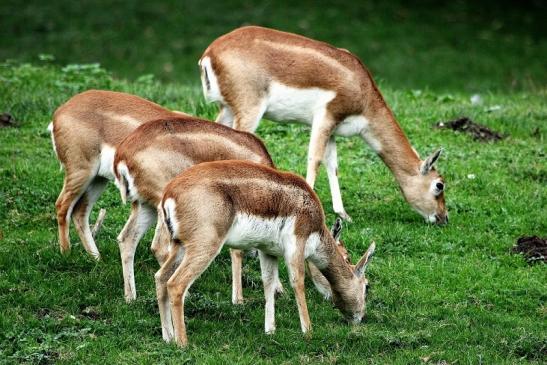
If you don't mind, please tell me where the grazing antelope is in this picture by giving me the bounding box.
[49,90,187,259]
[112,117,279,303]
[306,218,357,300]
[157,160,376,346]
[199,26,448,224]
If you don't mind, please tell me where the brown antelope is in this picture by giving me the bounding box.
[157,160,376,346]
[49,90,187,259]
[199,26,448,224]
[112,117,282,304]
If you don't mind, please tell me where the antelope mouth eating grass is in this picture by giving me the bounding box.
[200,26,448,224]
[156,160,376,346]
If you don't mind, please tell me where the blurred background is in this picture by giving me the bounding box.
[1,0,545,91]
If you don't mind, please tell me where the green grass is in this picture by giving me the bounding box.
[1,1,546,363]
[1,60,545,365]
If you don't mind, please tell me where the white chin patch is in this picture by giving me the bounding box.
[426,214,437,223]
[351,314,363,324]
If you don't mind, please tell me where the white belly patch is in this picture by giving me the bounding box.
[224,214,298,257]
[264,82,336,124]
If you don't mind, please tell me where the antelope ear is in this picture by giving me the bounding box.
[420,148,443,175]
[354,241,376,278]
[306,262,332,300]
[330,217,343,244]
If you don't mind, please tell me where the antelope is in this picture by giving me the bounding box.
[157,160,376,346]
[112,116,281,303]
[49,90,187,260]
[199,26,448,224]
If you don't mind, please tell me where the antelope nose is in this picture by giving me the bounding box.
[435,214,448,225]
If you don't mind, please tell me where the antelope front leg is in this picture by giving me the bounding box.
[323,137,351,221]
[259,251,280,334]
[285,241,311,334]
[215,104,235,128]
[306,112,336,189]
[230,249,244,304]
[117,202,155,302]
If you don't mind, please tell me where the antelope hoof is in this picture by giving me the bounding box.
[232,297,244,305]
[274,283,285,297]
[124,293,137,303]
[175,337,188,347]
[337,211,352,222]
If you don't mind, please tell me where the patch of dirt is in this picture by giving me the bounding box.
[36,308,51,318]
[0,112,17,127]
[435,117,503,142]
[36,349,60,365]
[513,236,546,263]
[80,306,101,320]
[36,307,67,320]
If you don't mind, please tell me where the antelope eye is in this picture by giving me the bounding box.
[436,182,444,191]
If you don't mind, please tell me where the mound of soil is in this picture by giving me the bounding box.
[80,306,101,320]
[513,236,546,263]
[0,112,17,127]
[435,117,503,142]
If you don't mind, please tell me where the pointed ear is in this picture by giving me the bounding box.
[420,148,443,175]
[306,262,332,299]
[330,217,343,244]
[354,241,376,277]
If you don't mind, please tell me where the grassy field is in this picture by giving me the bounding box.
[1,1,546,364]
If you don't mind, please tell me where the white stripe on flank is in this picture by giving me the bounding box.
[257,39,355,78]
[99,111,142,127]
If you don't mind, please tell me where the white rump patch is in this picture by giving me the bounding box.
[264,82,336,124]
[48,122,62,170]
[163,198,179,239]
[116,161,140,203]
[98,144,116,180]
[199,56,223,103]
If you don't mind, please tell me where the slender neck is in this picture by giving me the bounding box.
[316,228,355,296]
[362,104,422,184]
